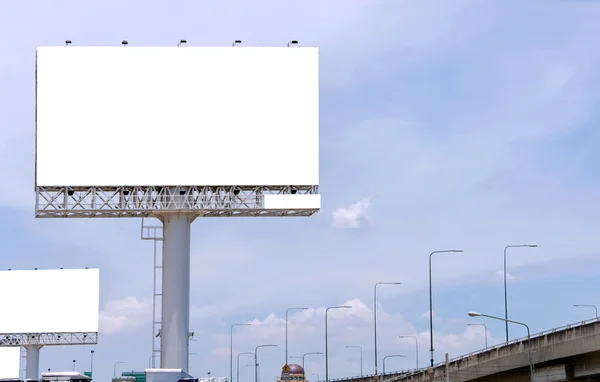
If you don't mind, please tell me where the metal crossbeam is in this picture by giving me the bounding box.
[0,332,98,346]
[35,185,319,218]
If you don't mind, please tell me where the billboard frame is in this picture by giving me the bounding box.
[0,332,97,346]
[33,41,320,373]
[35,185,319,218]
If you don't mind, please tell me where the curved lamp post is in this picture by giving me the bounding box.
[345,346,362,376]
[374,282,401,374]
[398,336,418,369]
[325,305,352,382]
[573,304,598,319]
[382,355,406,374]
[503,244,537,341]
[468,311,533,382]
[466,323,488,349]
[231,323,251,382]
[286,307,308,365]
[429,249,463,366]
[254,344,278,382]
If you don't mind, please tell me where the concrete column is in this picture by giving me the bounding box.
[159,212,194,372]
[25,345,42,380]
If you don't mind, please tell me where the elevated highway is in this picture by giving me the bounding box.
[327,317,600,382]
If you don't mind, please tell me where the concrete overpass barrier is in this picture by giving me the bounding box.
[391,317,600,382]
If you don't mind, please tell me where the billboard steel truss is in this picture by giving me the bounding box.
[0,332,98,346]
[35,185,319,218]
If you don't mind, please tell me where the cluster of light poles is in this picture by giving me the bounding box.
[230,304,355,382]
[229,244,563,382]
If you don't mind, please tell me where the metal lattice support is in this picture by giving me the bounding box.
[35,185,319,218]
[141,218,163,368]
[0,332,98,346]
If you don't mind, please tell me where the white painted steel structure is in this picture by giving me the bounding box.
[0,269,99,380]
[34,44,320,373]
[141,218,164,369]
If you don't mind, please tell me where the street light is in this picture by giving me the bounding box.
[374,282,401,374]
[573,304,598,318]
[311,373,320,382]
[113,362,126,378]
[398,336,418,369]
[325,305,352,382]
[345,346,363,376]
[466,324,488,349]
[504,244,537,342]
[429,249,463,366]
[255,344,278,382]
[382,355,406,374]
[90,350,94,376]
[301,352,322,371]
[468,311,533,382]
[231,323,252,382]
[237,352,254,382]
[72,360,76,372]
[286,307,308,365]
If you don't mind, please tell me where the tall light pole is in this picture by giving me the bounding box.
[90,350,94,376]
[231,323,251,382]
[255,345,278,382]
[237,352,253,382]
[429,249,463,366]
[573,304,598,318]
[398,336,418,369]
[325,305,352,382]
[311,373,320,382]
[345,346,363,376]
[286,307,308,365]
[466,324,488,349]
[382,355,406,374]
[300,353,322,370]
[468,311,533,382]
[373,282,401,374]
[504,244,537,342]
[113,362,126,378]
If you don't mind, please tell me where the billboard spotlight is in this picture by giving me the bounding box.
[287,40,298,47]
[232,40,242,46]
[121,40,128,46]
[177,39,187,47]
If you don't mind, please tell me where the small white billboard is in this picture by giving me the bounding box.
[0,268,99,333]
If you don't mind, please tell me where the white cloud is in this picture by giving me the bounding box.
[332,198,372,229]
[421,311,438,320]
[98,296,151,335]
[495,270,515,281]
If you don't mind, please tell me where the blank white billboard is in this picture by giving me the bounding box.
[0,269,99,333]
[35,46,319,187]
[0,348,20,378]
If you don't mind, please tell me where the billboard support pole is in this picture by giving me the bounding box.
[25,345,42,380]
[157,211,195,372]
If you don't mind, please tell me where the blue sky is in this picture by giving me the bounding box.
[2,0,600,381]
